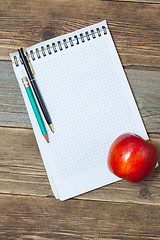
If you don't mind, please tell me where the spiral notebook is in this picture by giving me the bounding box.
[10,20,148,200]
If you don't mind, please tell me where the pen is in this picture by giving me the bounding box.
[22,77,49,143]
[18,47,54,133]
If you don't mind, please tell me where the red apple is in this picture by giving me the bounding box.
[107,133,158,182]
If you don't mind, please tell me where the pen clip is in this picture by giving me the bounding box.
[23,48,34,75]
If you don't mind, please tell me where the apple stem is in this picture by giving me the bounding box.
[145,139,152,142]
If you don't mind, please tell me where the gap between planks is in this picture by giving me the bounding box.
[1,0,160,68]
[0,193,159,240]
[0,126,159,205]
[1,61,160,133]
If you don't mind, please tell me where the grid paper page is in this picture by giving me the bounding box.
[10,21,148,200]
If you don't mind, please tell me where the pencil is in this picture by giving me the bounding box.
[22,77,49,143]
[18,48,54,133]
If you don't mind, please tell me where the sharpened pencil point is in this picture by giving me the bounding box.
[49,124,54,133]
[44,134,49,143]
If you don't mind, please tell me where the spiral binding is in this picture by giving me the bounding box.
[14,25,107,66]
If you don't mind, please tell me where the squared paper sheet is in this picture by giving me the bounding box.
[10,20,148,200]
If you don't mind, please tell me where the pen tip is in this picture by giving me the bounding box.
[49,124,54,133]
[44,134,49,143]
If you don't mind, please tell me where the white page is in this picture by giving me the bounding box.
[10,21,148,200]
[10,63,60,199]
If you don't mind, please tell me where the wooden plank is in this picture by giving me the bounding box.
[1,0,160,67]
[0,126,52,197]
[0,194,159,240]
[1,61,160,134]
[0,126,160,205]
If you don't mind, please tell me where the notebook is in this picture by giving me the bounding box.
[10,20,148,200]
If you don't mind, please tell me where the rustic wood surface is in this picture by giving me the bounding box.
[0,0,160,239]
[0,194,160,240]
[1,0,160,68]
[1,62,160,134]
[1,126,160,206]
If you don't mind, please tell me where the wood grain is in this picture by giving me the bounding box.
[0,126,160,205]
[0,194,159,240]
[1,61,160,135]
[109,0,160,2]
[1,0,160,67]
[0,1,160,239]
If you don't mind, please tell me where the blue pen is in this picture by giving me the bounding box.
[22,77,49,143]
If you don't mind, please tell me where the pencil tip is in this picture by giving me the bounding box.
[44,134,49,143]
[49,124,54,133]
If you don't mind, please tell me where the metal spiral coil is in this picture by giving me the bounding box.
[14,25,107,66]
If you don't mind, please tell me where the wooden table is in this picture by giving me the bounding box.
[0,0,160,239]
